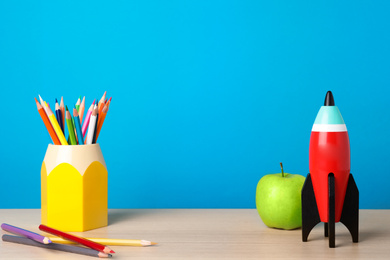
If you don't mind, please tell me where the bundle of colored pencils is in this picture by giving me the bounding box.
[35,91,111,145]
[2,223,157,258]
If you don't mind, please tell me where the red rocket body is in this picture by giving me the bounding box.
[309,132,350,222]
[309,92,350,223]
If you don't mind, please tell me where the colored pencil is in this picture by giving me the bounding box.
[82,100,95,137]
[96,104,108,141]
[73,108,84,144]
[48,236,158,246]
[55,99,64,134]
[65,107,77,145]
[60,97,65,134]
[38,94,44,106]
[2,235,111,258]
[92,111,99,144]
[39,224,114,254]
[98,91,107,112]
[38,95,51,121]
[75,96,81,112]
[1,223,51,244]
[35,98,61,145]
[73,97,81,140]
[98,100,105,116]
[70,103,78,143]
[79,96,85,123]
[45,102,68,145]
[86,106,98,145]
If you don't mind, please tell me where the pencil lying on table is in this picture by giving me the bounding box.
[2,235,111,258]
[39,224,115,254]
[1,223,51,244]
[48,236,158,246]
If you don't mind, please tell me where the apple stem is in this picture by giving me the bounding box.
[280,162,284,177]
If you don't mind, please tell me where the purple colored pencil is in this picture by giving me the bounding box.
[1,223,51,244]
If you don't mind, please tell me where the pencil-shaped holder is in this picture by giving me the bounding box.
[41,144,107,232]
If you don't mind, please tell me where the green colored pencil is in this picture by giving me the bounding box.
[75,96,81,112]
[66,106,77,145]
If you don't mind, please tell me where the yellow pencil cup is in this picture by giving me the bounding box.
[41,144,108,232]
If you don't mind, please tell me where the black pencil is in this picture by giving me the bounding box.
[55,99,64,134]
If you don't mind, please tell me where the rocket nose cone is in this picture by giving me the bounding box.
[324,91,335,106]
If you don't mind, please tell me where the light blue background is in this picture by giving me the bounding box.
[0,1,389,209]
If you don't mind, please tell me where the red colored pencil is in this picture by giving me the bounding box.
[39,225,115,254]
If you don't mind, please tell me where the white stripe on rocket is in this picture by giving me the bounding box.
[311,124,347,132]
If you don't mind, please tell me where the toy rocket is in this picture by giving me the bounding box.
[302,91,359,248]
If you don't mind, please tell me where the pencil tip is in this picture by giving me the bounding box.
[34,97,38,102]
[109,250,115,254]
[55,98,58,103]
[65,105,68,111]
[43,237,52,244]
[151,242,158,245]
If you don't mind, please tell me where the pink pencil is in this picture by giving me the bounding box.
[82,100,95,137]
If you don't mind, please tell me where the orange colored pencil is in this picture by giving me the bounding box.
[98,91,106,112]
[35,98,61,145]
[98,102,105,117]
[97,100,110,131]
[96,104,108,141]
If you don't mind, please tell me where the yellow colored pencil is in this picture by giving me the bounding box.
[48,237,157,247]
[45,102,68,145]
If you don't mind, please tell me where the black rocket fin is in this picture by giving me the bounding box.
[340,173,359,243]
[328,173,335,248]
[302,173,321,242]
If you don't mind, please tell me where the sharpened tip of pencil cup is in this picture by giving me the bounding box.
[41,144,108,232]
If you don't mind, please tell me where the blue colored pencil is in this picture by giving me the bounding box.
[73,108,84,145]
[55,99,64,134]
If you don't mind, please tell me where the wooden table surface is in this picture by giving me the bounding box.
[0,209,389,259]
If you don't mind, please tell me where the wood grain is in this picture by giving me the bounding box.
[0,209,389,259]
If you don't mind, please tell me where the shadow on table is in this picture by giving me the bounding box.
[108,209,156,225]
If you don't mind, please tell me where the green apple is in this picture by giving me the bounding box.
[256,163,305,230]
